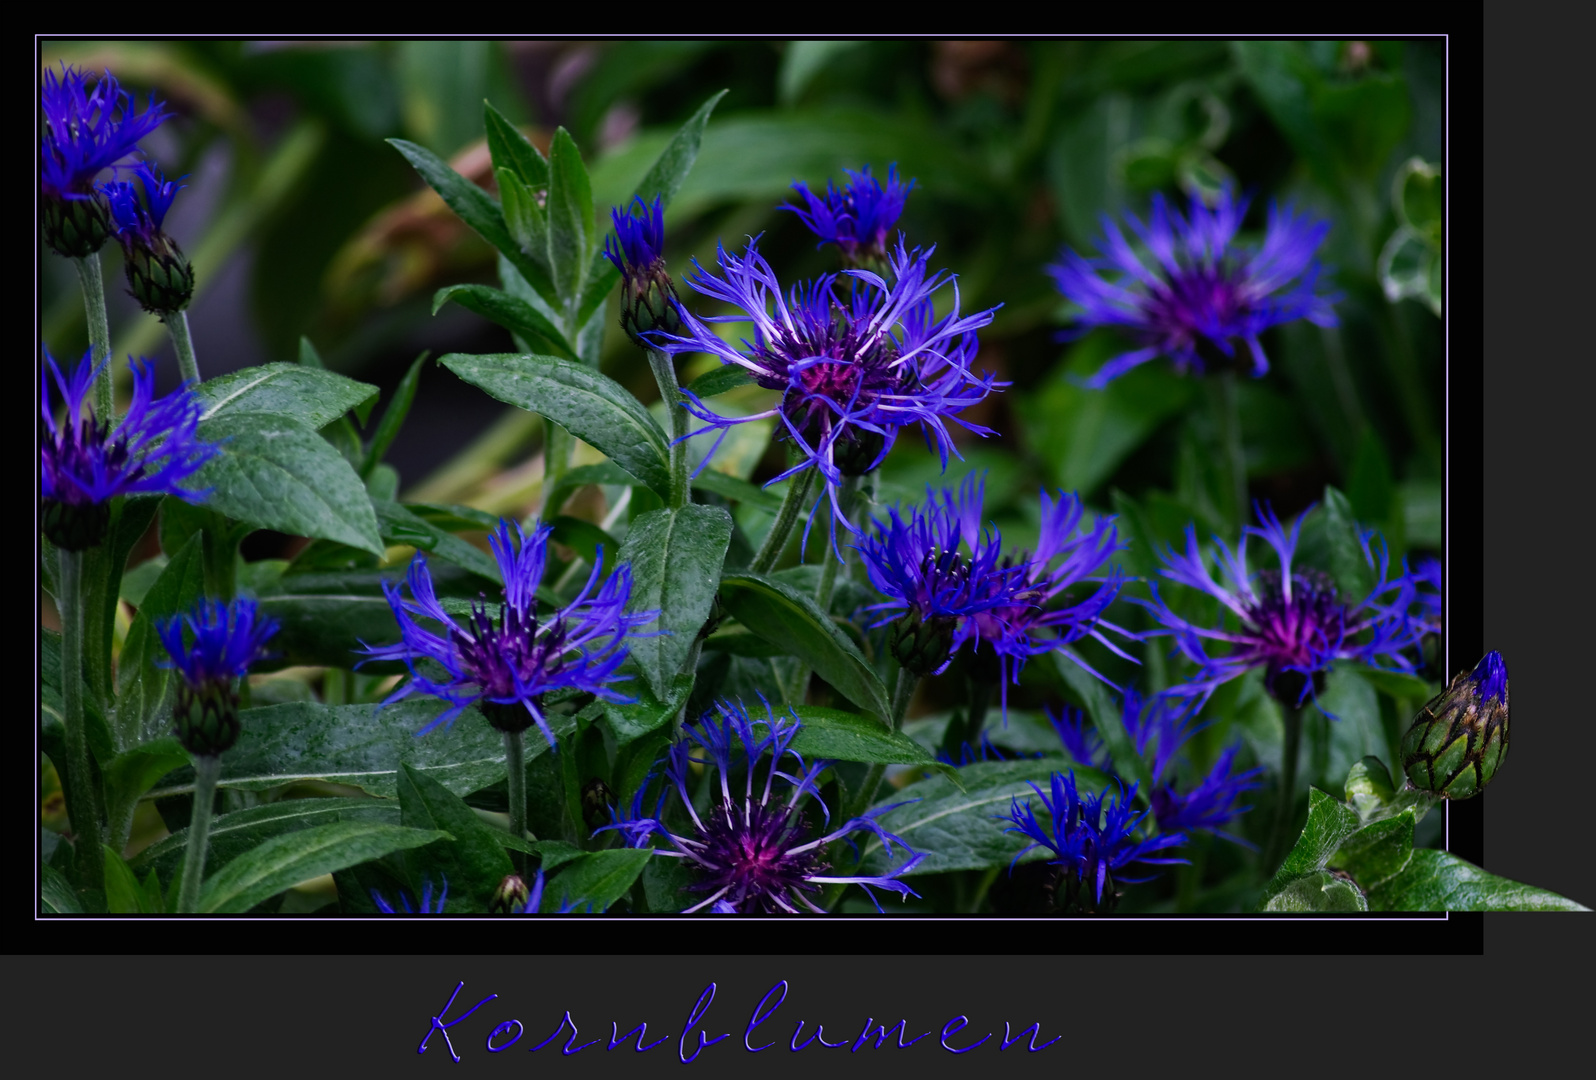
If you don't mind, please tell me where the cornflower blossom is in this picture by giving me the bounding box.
[156,597,279,757]
[1118,690,1263,844]
[1143,503,1439,710]
[361,519,655,749]
[1048,705,1108,770]
[652,236,1001,548]
[371,871,591,915]
[103,162,194,316]
[785,164,915,266]
[602,194,680,344]
[39,64,170,257]
[857,474,1132,709]
[598,698,925,913]
[40,349,216,551]
[1003,770,1188,911]
[1047,186,1336,388]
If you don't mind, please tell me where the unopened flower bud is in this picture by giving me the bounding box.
[157,597,278,758]
[1401,651,1509,799]
[889,607,958,677]
[603,195,682,348]
[103,163,193,318]
[41,190,115,258]
[490,874,531,915]
[174,676,241,757]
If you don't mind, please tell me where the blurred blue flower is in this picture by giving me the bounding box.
[598,697,925,913]
[785,164,915,265]
[40,349,217,550]
[653,237,1001,548]
[857,475,1130,704]
[1048,704,1109,770]
[1048,186,1336,387]
[1120,690,1263,844]
[603,193,666,274]
[361,519,656,749]
[1143,503,1439,709]
[1003,770,1188,910]
[39,64,169,201]
[372,878,449,914]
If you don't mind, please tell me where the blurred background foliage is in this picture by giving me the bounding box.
[40,41,1444,905]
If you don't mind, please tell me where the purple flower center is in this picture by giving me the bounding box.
[456,600,572,704]
[45,414,140,507]
[1144,266,1250,354]
[1241,568,1347,695]
[692,799,825,913]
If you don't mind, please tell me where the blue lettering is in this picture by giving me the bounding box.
[418,981,498,1062]
[852,1018,932,1052]
[679,983,730,1064]
[745,980,788,1052]
[940,1015,991,1054]
[610,1021,669,1053]
[790,1021,848,1050]
[1001,1021,1061,1052]
[527,1011,599,1055]
[486,1020,522,1052]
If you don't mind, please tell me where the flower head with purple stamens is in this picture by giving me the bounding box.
[598,697,925,913]
[1048,185,1337,388]
[156,596,279,757]
[652,236,1002,548]
[360,518,655,749]
[40,349,217,550]
[785,164,915,267]
[1144,502,1439,709]
[859,476,1130,709]
[40,64,171,258]
[1003,770,1188,912]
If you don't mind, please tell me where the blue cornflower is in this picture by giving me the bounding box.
[1003,770,1188,911]
[372,878,449,914]
[102,162,194,316]
[598,697,925,913]
[603,195,681,345]
[785,164,915,266]
[361,518,655,749]
[156,596,279,757]
[859,474,1131,708]
[935,730,1045,769]
[1048,186,1336,388]
[1143,502,1439,709]
[653,236,1001,547]
[1048,704,1108,770]
[40,349,217,551]
[40,64,170,257]
[1120,690,1263,844]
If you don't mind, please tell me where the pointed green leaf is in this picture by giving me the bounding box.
[131,797,399,879]
[484,100,548,187]
[198,821,450,913]
[103,845,160,914]
[786,706,940,768]
[619,505,733,698]
[1256,788,1363,909]
[717,571,891,719]
[1318,486,1374,602]
[440,352,671,497]
[195,363,378,430]
[40,864,82,914]
[399,763,514,909]
[1364,849,1591,912]
[498,167,552,272]
[686,363,755,401]
[434,282,576,360]
[114,534,205,749]
[361,353,428,478]
[1259,870,1369,912]
[374,499,501,583]
[603,673,694,746]
[546,127,595,309]
[192,412,384,555]
[541,849,652,913]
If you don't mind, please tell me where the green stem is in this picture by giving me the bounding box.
[1212,371,1249,524]
[542,421,573,519]
[167,309,201,385]
[782,474,863,704]
[1264,704,1307,875]
[750,468,816,574]
[505,730,528,876]
[74,254,114,420]
[57,549,106,899]
[843,667,919,822]
[177,755,222,913]
[646,348,690,509]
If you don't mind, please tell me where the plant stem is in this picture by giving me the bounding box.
[542,421,573,519]
[57,549,106,899]
[646,348,690,509]
[167,309,201,385]
[177,754,222,913]
[1213,370,1249,524]
[505,730,528,876]
[781,474,862,703]
[843,666,919,822]
[750,468,816,574]
[1263,704,1307,875]
[74,254,114,419]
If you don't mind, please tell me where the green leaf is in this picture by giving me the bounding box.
[604,674,694,746]
[104,737,190,843]
[374,499,501,583]
[549,515,618,570]
[577,89,728,324]
[197,821,450,913]
[618,505,733,698]
[541,849,652,913]
[786,706,941,769]
[546,127,595,310]
[131,796,398,879]
[1364,849,1591,912]
[103,845,161,914]
[146,698,515,800]
[1259,870,1369,912]
[39,628,114,768]
[484,99,548,188]
[1054,653,1155,804]
[440,352,671,497]
[691,470,785,513]
[686,363,755,401]
[549,461,639,506]
[1351,664,1438,703]
[361,353,427,478]
[398,763,514,909]
[387,137,557,306]
[1257,788,1363,909]
[114,533,206,749]
[498,168,551,276]
[192,412,384,556]
[195,363,378,430]
[433,284,576,360]
[717,572,891,719]
[860,759,1107,877]
[40,863,82,914]
[529,840,584,874]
